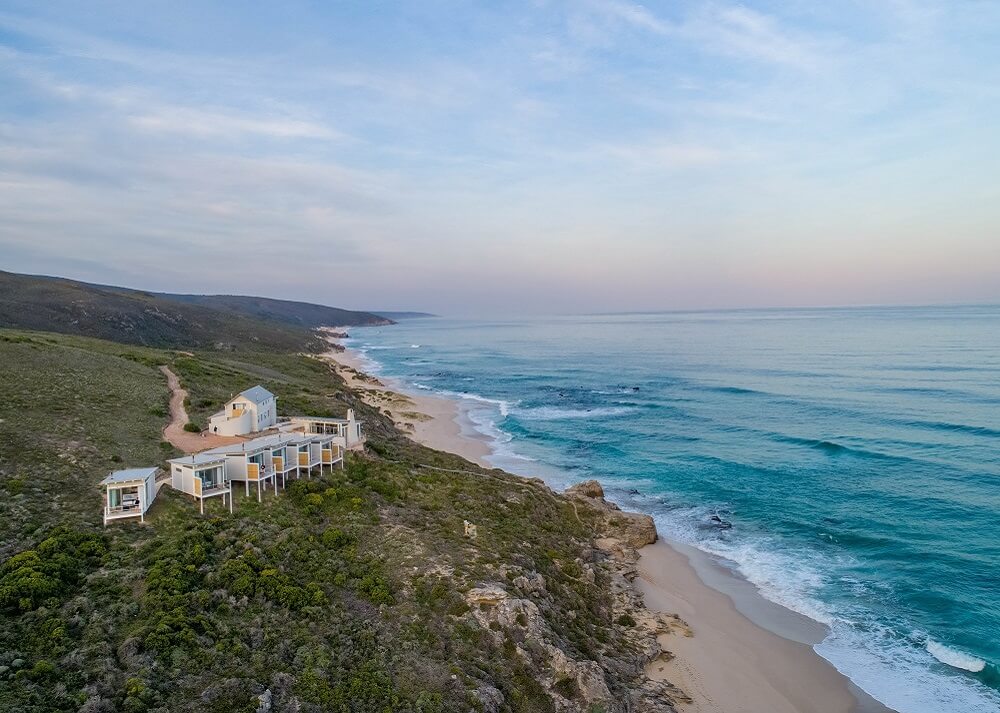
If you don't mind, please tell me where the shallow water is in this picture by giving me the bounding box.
[348,306,1000,713]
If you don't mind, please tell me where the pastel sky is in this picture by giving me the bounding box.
[2,1,999,316]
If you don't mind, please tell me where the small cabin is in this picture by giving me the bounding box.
[101,467,159,525]
[208,385,277,436]
[313,433,343,469]
[247,433,299,488]
[202,440,278,501]
[168,453,231,514]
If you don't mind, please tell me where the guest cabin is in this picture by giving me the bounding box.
[168,452,231,515]
[313,432,342,470]
[250,434,299,488]
[101,467,159,525]
[291,433,323,477]
[201,440,278,501]
[208,385,277,437]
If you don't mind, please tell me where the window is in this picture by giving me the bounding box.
[197,467,221,488]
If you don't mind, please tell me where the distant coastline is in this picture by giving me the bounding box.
[321,328,895,713]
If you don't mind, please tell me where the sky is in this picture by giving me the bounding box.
[1,1,999,316]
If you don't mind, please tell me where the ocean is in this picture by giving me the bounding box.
[345,306,1000,713]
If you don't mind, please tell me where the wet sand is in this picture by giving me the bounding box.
[639,539,893,713]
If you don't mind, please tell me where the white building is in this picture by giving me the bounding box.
[168,452,231,514]
[101,467,159,525]
[284,409,364,450]
[199,440,278,501]
[208,385,277,436]
[245,433,300,488]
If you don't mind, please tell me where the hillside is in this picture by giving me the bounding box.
[0,329,682,713]
[154,293,394,329]
[372,311,437,320]
[0,271,387,352]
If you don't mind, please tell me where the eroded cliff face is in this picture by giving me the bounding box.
[436,478,690,713]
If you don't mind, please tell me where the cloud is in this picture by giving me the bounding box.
[584,0,674,35]
[128,106,340,140]
[575,1,826,68]
[689,4,826,68]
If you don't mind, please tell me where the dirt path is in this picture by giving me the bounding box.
[160,365,243,454]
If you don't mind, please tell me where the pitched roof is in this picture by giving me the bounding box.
[101,467,158,484]
[236,385,274,405]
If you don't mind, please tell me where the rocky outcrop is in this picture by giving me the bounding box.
[464,585,615,712]
[561,479,694,713]
[565,479,658,552]
[565,479,605,499]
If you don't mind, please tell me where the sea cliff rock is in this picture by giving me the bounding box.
[565,480,658,551]
[464,585,616,711]
[565,479,605,499]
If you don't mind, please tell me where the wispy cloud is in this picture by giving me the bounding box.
[575,0,828,68]
[128,106,340,140]
[687,4,827,68]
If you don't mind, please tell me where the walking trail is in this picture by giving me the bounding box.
[159,365,243,455]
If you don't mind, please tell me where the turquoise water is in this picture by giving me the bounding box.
[347,307,1000,713]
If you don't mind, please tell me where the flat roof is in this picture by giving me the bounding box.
[199,440,271,456]
[101,467,158,484]
[168,452,228,466]
[288,415,350,424]
[242,434,297,449]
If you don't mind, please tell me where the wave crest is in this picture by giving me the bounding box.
[927,640,987,672]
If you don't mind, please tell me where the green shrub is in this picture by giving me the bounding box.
[321,528,354,549]
[183,422,201,433]
[0,528,106,612]
[615,613,636,627]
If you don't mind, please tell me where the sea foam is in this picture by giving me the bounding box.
[512,405,636,420]
[927,640,987,673]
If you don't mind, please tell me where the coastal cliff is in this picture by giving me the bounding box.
[0,328,691,712]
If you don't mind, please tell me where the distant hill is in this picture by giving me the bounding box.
[0,271,391,351]
[154,293,395,329]
[373,311,437,320]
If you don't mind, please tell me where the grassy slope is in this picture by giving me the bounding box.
[0,330,642,713]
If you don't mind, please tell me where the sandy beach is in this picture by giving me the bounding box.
[322,333,893,713]
[322,336,493,467]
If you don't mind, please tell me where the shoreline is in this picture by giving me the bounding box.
[321,331,894,713]
[324,339,494,468]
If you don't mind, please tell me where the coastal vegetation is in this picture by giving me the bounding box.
[0,328,675,712]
